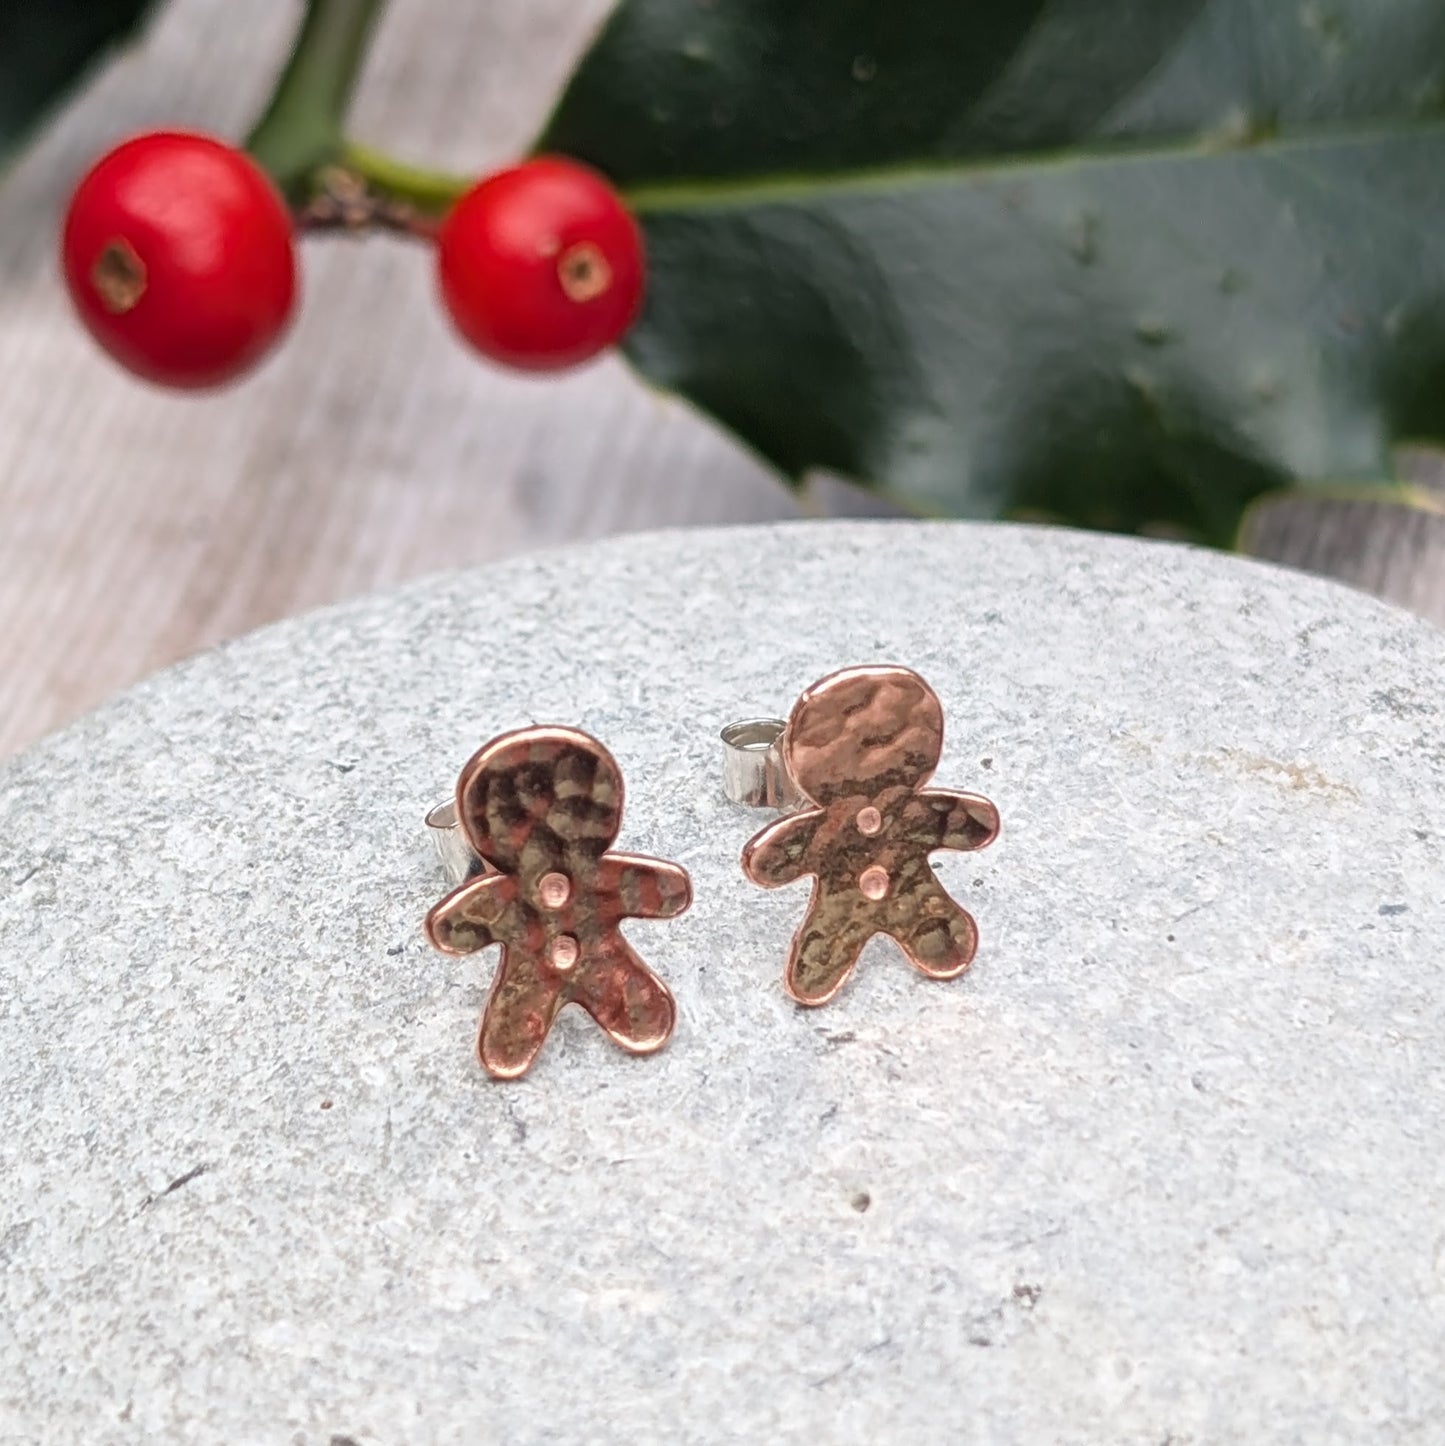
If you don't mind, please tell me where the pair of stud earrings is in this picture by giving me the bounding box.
[423,664,1000,1079]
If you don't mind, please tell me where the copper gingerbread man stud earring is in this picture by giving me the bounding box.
[724,665,999,1006]
[424,726,692,1078]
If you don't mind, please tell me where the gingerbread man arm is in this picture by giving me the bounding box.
[901,790,1000,854]
[742,808,826,888]
[595,853,693,920]
[424,872,517,955]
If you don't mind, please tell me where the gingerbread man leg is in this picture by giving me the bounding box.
[891,875,979,980]
[569,936,677,1056]
[478,948,565,1079]
[786,893,878,1006]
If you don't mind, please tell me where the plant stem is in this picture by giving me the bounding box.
[340,142,470,215]
[246,0,387,200]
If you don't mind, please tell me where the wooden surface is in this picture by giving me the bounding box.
[1,0,1440,760]
[1242,449,1445,626]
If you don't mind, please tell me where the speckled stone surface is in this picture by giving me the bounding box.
[2,521,1444,1445]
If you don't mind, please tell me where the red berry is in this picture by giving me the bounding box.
[437,156,644,372]
[62,131,297,389]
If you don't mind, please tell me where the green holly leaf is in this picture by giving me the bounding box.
[0,0,158,171]
[540,1,1445,542]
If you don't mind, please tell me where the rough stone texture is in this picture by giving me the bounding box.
[1,521,1444,1445]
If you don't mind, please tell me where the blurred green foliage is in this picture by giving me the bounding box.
[0,0,158,170]
[545,0,1445,541]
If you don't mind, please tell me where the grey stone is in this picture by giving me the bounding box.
[1,521,1444,1444]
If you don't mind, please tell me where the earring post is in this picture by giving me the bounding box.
[425,799,486,885]
[720,717,805,810]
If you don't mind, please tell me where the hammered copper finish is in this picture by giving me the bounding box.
[425,726,691,1079]
[742,665,1000,1006]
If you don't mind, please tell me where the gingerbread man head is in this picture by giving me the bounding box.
[784,664,944,809]
[457,727,624,880]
